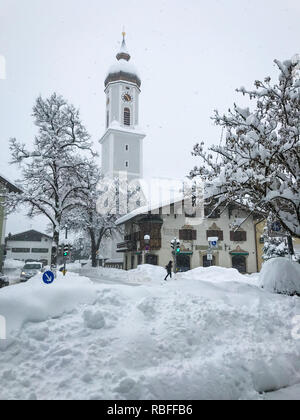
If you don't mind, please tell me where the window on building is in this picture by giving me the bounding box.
[145,254,158,266]
[125,161,129,168]
[31,248,49,253]
[106,111,109,128]
[230,231,247,242]
[125,144,129,151]
[124,108,130,126]
[206,230,224,241]
[12,248,30,253]
[179,230,197,241]
[204,206,221,219]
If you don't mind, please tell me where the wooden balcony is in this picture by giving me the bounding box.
[116,241,137,253]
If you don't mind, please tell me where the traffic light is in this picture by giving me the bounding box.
[171,239,180,254]
[63,245,69,257]
[171,239,175,251]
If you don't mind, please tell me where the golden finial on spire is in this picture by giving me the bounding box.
[122,26,126,40]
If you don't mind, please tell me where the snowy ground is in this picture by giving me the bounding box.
[0,265,299,400]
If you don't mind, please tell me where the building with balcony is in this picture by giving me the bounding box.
[116,199,263,274]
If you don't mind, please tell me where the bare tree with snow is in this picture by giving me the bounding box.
[191,58,300,238]
[7,93,95,266]
[63,162,120,267]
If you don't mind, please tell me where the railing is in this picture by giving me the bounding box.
[117,241,137,251]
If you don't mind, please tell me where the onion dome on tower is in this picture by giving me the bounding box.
[105,32,141,88]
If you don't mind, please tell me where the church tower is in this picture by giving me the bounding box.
[100,33,146,182]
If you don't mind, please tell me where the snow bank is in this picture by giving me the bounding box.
[177,266,256,284]
[0,265,299,400]
[260,258,300,295]
[127,264,166,284]
[0,271,97,339]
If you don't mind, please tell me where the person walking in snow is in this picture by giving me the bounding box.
[164,261,173,281]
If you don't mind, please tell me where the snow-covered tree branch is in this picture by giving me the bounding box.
[6,93,95,265]
[63,163,120,267]
[191,58,300,238]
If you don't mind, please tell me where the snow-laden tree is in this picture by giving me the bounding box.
[262,227,289,261]
[7,93,94,265]
[63,162,120,267]
[191,58,300,238]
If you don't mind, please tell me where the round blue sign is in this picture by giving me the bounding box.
[43,271,55,285]
[211,241,217,247]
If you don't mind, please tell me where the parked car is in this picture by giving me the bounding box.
[0,273,9,288]
[20,262,44,282]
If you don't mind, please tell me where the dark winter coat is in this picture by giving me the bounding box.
[166,262,173,274]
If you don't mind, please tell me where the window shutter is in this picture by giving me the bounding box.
[230,231,247,242]
[207,230,223,241]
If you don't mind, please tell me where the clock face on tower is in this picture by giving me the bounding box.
[122,93,133,103]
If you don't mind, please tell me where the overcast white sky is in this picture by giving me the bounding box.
[0,0,299,235]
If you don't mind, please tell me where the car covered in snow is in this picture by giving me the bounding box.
[0,273,9,288]
[20,262,44,282]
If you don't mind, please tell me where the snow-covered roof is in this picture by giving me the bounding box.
[106,59,140,80]
[0,172,22,193]
[116,194,184,226]
[105,35,141,88]
[99,120,146,144]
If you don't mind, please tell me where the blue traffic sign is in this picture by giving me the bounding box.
[211,241,217,247]
[43,271,55,285]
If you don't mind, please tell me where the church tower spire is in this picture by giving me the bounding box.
[116,31,131,62]
[99,33,146,182]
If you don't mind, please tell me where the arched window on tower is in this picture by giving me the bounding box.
[124,108,131,126]
[106,111,109,128]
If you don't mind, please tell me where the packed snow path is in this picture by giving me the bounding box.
[0,265,300,400]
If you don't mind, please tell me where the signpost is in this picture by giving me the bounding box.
[43,271,55,285]
[171,238,181,273]
[207,237,218,267]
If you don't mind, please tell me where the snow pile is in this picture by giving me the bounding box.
[0,271,97,339]
[260,258,300,295]
[177,266,259,285]
[127,264,166,284]
[0,265,299,400]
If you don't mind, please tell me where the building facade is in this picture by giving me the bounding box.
[0,174,21,271]
[5,230,52,265]
[116,200,262,274]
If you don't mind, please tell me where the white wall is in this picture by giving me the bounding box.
[6,238,52,264]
